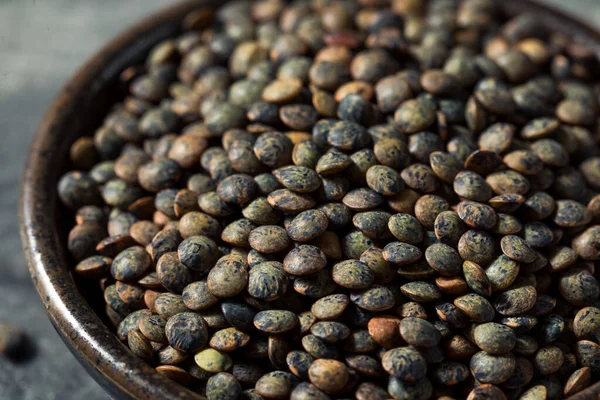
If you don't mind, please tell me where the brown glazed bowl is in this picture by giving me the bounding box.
[18,0,600,399]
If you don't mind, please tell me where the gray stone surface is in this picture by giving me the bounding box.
[0,0,597,399]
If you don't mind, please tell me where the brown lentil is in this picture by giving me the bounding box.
[57,3,600,399]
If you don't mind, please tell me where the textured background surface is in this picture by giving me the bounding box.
[0,0,598,399]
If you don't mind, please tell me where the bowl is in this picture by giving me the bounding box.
[19,0,600,399]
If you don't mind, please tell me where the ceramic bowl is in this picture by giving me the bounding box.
[19,0,600,398]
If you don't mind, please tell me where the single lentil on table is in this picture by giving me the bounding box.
[58,0,600,399]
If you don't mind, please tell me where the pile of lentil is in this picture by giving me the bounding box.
[56,0,600,398]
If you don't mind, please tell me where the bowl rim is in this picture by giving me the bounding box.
[18,0,600,399]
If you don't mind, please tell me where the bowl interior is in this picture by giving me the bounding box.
[20,0,600,399]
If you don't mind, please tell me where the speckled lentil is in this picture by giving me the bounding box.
[58,2,600,398]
